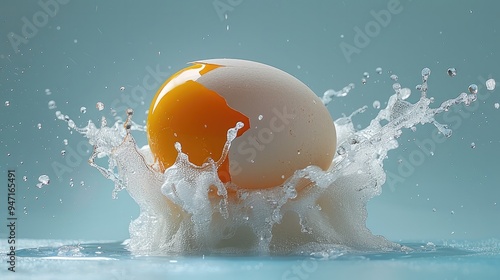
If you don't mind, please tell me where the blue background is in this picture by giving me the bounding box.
[1,0,499,242]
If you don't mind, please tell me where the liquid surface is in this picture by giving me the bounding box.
[1,239,499,280]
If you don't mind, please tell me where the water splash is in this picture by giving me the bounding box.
[59,67,481,255]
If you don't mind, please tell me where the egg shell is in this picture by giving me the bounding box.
[195,59,336,189]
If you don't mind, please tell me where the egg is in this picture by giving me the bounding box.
[147,58,336,190]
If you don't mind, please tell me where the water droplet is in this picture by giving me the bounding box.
[37,175,50,187]
[432,208,437,212]
[60,199,63,203]
[390,74,398,81]
[361,78,367,85]
[69,179,74,187]
[399,88,411,100]
[80,107,87,114]
[392,83,401,92]
[61,150,66,156]
[48,100,56,109]
[73,39,78,43]
[470,142,476,149]
[363,72,370,79]
[468,84,478,94]
[80,181,85,187]
[421,67,431,82]
[45,88,52,95]
[494,103,499,109]
[373,100,381,109]
[447,67,457,77]
[63,139,68,145]
[258,115,263,121]
[96,102,104,111]
[375,67,383,74]
[5,101,10,106]
[450,210,455,215]
[37,123,42,129]
[23,176,27,182]
[56,26,61,30]
[120,86,125,91]
[486,79,496,91]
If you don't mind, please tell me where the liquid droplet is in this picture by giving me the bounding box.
[447,67,457,77]
[421,68,431,81]
[375,67,383,74]
[23,176,27,182]
[37,175,50,187]
[470,142,476,149]
[48,100,56,109]
[37,123,42,129]
[258,115,263,121]
[96,102,104,111]
[390,74,398,81]
[468,84,478,94]
[363,72,370,79]
[392,83,401,92]
[486,79,496,91]
[361,78,367,85]
[61,150,66,156]
[80,106,87,114]
[373,100,381,109]
[45,88,52,95]
[494,103,499,109]
[120,86,125,91]
[5,101,10,106]
[63,139,68,145]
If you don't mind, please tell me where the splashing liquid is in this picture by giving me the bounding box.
[62,68,479,255]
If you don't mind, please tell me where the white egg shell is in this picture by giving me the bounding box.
[196,58,336,189]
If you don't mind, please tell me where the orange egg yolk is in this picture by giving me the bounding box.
[147,63,250,184]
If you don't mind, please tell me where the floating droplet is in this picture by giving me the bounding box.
[421,68,431,81]
[37,175,50,187]
[390,74,398,81]
[45,88,52,95]
[96,102,104,111]
[375,67,383,74]
[63,139,68,145]
[23,176,27,182]
[363,72,370,79]
[258,115,263,121]
[392,83,401,92]
[48,100,57,109]
[432,208,437,212]
[5,101,10,106]
[468,84,478,94]
[69,178,74,187]
[494,103,499,109]
[373,100,381,109]
[486,79,496,91]
[80,106,87,114]
[120,86,125,91]
[447,67,457,77]
[61,150,66,156]
[361,78,367,85]
[470,142,476,149]
[37,123,42,129]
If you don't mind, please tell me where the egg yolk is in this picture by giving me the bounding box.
[147,63,250,184]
